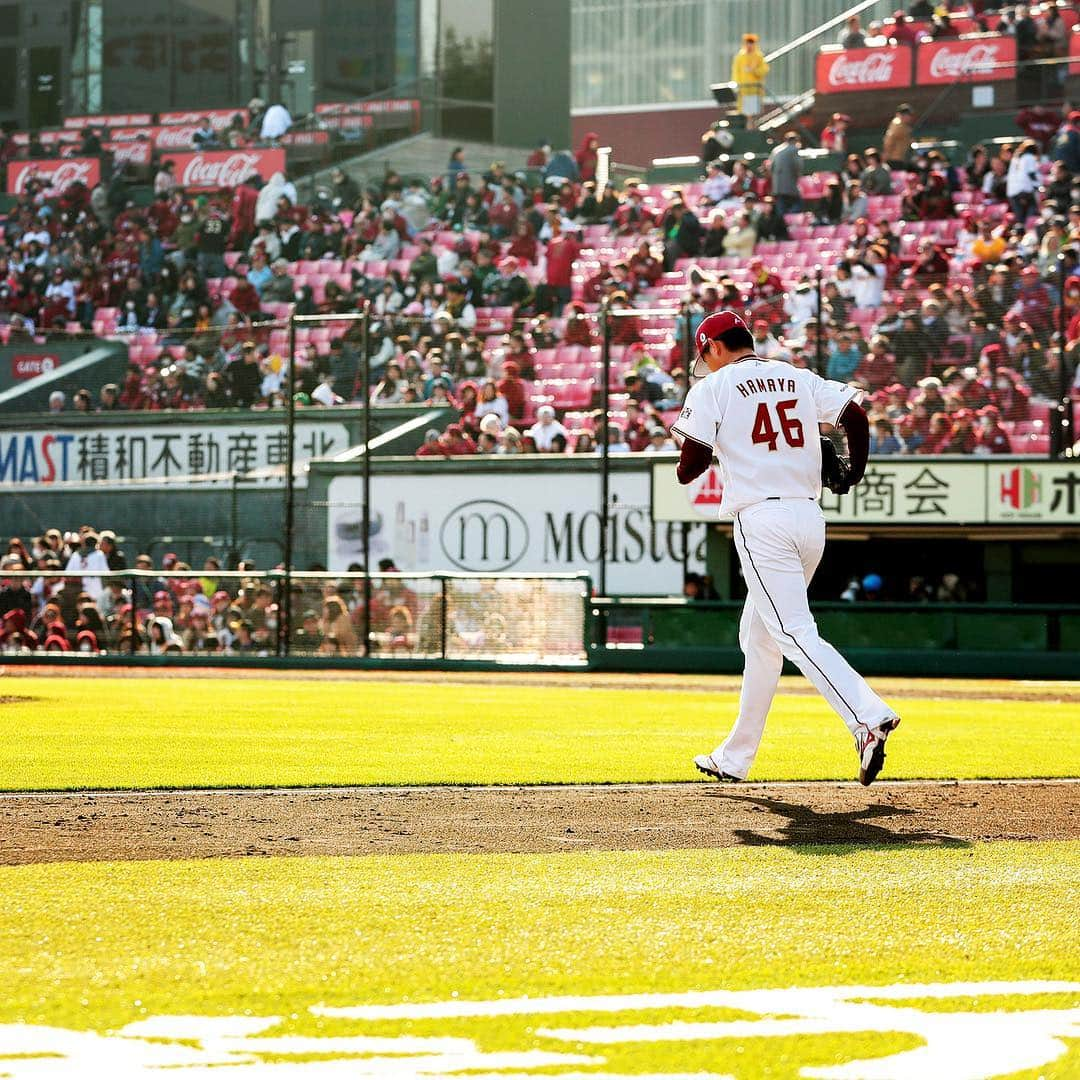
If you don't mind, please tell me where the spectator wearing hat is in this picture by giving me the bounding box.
[821,114,851,155]
[65,532,108,600]
[883,105,915,170]
[98,531,126,572]
[731,33,769,123]
[527,405,569,452]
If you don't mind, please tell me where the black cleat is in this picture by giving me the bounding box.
[857,717,901,786]
[694,754,742,782]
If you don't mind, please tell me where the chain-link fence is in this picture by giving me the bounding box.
[0,569,589,665]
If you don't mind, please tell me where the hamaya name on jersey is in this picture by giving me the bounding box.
[672,356,856,517]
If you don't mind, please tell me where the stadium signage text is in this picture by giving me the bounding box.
[652,460,1080,525]
[10,354,59,380]
[0,422,348,487]
[917,36,1016,83]
[161,149,287,190]
[63,112,152,129]
[158,108,249,129]
[6,158,101,197]
[815,45,912,93]
[330,471,707,594]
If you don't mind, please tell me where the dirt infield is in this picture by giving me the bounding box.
[1,780,1075,865]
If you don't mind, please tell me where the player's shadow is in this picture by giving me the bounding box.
[702,790,971,850]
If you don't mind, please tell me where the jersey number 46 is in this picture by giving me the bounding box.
[751,399,805,452]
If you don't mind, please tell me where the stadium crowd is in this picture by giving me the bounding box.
[0,526,423,656]
[3,47,1080,457]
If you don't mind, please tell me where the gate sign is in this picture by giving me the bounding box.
[10,354,59,380]
[916,35,1016,84]
[158,108,249,129]
[161,149,286,190]
[6,158,101,196]
[815,45,912,94]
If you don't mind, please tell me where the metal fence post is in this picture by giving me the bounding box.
[814,264,824,377]
[361,301,372,657]
[600,297,611,596]
[440,575,448,660]
[280,312,297,658]
[129,574,137,656]
[1055,251,1070,460]
[680,299,692,399]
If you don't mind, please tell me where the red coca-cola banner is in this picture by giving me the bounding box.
[6,158,101,196]
[63,112,152,129]
[11,130,80,148]
[1070,29,1080,75]
[162,149,286,189]
[158,108,249,130]
[916,35,1016,84]
[110,125,202,149]
[315,98,419,115]
[815,46,912,94]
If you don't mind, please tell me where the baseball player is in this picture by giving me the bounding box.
[672,311,900,785]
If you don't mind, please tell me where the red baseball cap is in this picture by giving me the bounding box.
[697,310,748,355]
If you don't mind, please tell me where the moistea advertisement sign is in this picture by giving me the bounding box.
[327,470,706,594]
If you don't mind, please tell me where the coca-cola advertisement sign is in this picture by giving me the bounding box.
[11,354,60,380]
[159,108,249,129]
[916,35,1016,84]
[63,113,152,129]
[816,46,912,93]
[12,131,80,148]
[162,149,286,190]
[6,158,102,196]
[110,125,204,150]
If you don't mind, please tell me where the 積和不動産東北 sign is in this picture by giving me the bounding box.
[0,422,349,487]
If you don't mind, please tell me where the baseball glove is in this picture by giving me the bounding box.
[820,436,854,495]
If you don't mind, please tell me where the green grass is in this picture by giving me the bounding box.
[0,843,1077,1077]
[1,676,1078,790]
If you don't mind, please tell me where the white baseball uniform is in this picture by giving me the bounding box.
[672,355,897,779]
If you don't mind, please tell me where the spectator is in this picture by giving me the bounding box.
[826,330,862,381]
[839,16,865,48]
[768,131,802,216]
[731,33,770,123]
[821,113,851,154]
[527,405,569,451]
[65,532,109,600]
[883,104,915,170]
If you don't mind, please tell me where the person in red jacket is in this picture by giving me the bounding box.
[497,359,527,421]
[543,222,581,315]
[575,132,600,183]
[228,266,262,317]
[0,608,38,650]
[229,177,260,250]
[974,405,1012,453]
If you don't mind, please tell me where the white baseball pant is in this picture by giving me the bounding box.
[713,497,897,779]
